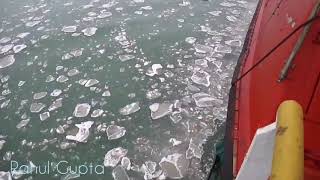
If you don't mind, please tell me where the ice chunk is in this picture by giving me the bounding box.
[195,59,208,67]
[112,166,129,180]
[17,32,30,39]
[0,44,14,54]
[70,49,83,57]
[226,15,237,22]
[104,147,128,167]
[73,103,91,117]
[62,26,77,33]
[102,90,111,97]
[140,6,152,10]
[0,140,5,150]
[82,27,97,36]
[40,112,50,121]
[48,98,63,111]
[146,64,163,77]
[192,92,223,107]
[91,109,103,117]
[119,55,135,62]
[56,75,69,83]
[121,157,131,170]
[146,89,161,100]
[98,12,112,18]
[50,89,62,97]
[194,44,213,54]
[25,21,41,27]
[191,70,211,87]
[0,37,11,44]
[133,0,144,3]
[214,44,232,53]
[106,125,126,140]
[0,171,10,180]
[67,68,80,76]
[185,37,196,44]
[225,39,242,47]
[186,138,204,159]
[85,79,99,87]
[13,44,27,53]
[170,112,183,123]
[119,102,140,115]
[61,172,80,180]
[159,153,188,179]
[33,92,47,100]
[208,11,222,16]
[18,81,25,87]
[149,103,172,120]
[16,119,30,129]
[66,121,94,143]
[0,55,15,69]
[30,103,46,113]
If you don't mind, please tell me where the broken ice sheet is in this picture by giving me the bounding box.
[40,112,50,121]
[0,44,14,54]
[119,54,135,62]
[82,27,97,36]
[192,92,223,107]
[91,109,104,117]
[16,119,30,129]
[112,165,129,180]
[149,103,173,120]
[106,125,126,140]
[0,55,15,69]
[146,89,161,100]
[62,26,77,33]
[185,37,196,44]
[146,64,163,77]
[104,147,128,167]
[30,102,46,113]
[48,98,63,111]
[33,91,47,100]
[66,121,94,143]
[194,44,213,54]
[13,44,27,53]
[191,70,211,87]
[121,157,131,170]
[85,79,99,87]
[186,137,204,159]
[159,153,189,179]
[73,103,91,117]
[50,89,62,97]
[119,102,140,115]
[0,140,6,150]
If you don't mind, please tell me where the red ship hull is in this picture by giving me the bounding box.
[223,0,320,179]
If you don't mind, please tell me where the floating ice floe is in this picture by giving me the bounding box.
[13,44,27,53]
[85,79,99,87]
[0,55,15,68]
[170,111,183,123]
[16,119,30,129]
[66,121,94,143]
[0,140,5,150]
[17,32,30,39]
[149,103,173,120]
[18,81,25,87]
[186,137,204,159]
[220,2,237,7]
[0,44,14,54]
[191,70,211,87]
[106,125,126,140]
[102,90,111,97]
[121,157,131,170]
[192,92,223,107]
[73,103,91,117]
[195,59,208,67]
[133,0,144,3]
[225,39,242,47]
[48,98,63,111]
[25,20,41,27]
[30,103,46,113]
[56,75,69,83]
[119,102,140,115]
[91,109,104,118]
[141,161,162,179]
[112,166,129,180]
[119,54,135,62]
[146,89,161,100]
[185,37,196,44]
[97,12,112,18]
[104,147,128,167]
[62,26,77,33]
[67,68,80,76]
[214,44,232,53]
[208,11,222,16]
[50,89,62,97]
[146,64,163,77]
[11,161,36,179]
[194,44,213,54]
[33,92,47,100]
[82,27,97,36]
[0,37,11,44]
[40,112,50,121]
[140,6,152,10]
[159,153,189,179]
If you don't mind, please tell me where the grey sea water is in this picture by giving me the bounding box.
[0,0,257,179]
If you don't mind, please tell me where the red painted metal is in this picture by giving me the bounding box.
[233,0,320,179]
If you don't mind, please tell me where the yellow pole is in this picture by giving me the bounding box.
[270,100,304,180]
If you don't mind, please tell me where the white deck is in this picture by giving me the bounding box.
[236,122,276,180]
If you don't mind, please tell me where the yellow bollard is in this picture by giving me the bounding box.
[270,100,304,180]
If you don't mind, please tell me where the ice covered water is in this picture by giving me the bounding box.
[0,0,257,179]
